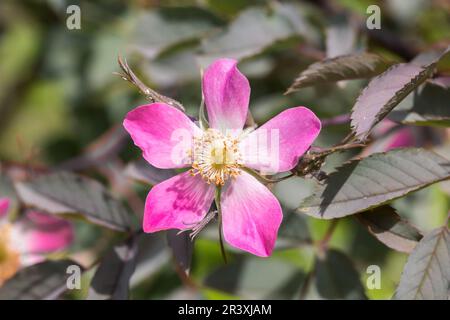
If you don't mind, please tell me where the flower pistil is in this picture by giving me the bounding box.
[190,128,242,186]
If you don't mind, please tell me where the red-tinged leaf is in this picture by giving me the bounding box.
[309,250,366,300]
[351,63,435,140]
[395,226,450,300]
[167,230,194,276]
[286,53,389,93]
[389,83,450,126]
[15,171,133,231]
[88,235,139,300]
[125,159,177,186]
[356,206,423,253]
[298,148,450,219]
[0,260,82,300]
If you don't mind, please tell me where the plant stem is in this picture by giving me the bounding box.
[242,167,295,184]
[317,219,338,254]
[215,186,227,264]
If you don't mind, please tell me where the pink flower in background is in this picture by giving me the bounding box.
[0,198,74,286]
[362,119,420,156]
[124,58,321,257]
[0,198,9,217]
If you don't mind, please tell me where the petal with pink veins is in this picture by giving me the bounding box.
[221,171,283,257]
[143,171,215,233]
[240,107,321,173]
[123,103,201,169]
[202,59,250,133]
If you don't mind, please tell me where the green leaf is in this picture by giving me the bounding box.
[204,256,305,299]
[0,260,82,300]
[351,62,436,140]
[389,83,450,126]
[298,148,450,219]
[88,235,139,300]
[285,53,389,93]
[125,159,177,186]
[395,226,450,300]
[356,206,423,253]
[16,171,133,231]
[198,3,316,66]
[131,7,221,59]
[311,250,366,300]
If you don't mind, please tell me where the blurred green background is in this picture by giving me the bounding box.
[0,0,449,299]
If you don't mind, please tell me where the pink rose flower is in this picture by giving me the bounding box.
[362,119,419,156]
[0,197,74,286]
[123,58,321,256]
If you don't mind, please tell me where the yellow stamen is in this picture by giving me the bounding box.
[0,224,20,286]
[190,129,242,186]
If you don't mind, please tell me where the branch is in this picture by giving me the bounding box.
[116,55,185,112]
[321,114,350,127]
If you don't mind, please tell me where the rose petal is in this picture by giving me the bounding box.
[11,211,74,255]
[386,128,417,149]
[362,120,418,156]
[123,103,201,169]
[0,197,10,220]
[221,171,283,257]
[202,58,250,133]
[240,107,321,173]
[143,171,215,232]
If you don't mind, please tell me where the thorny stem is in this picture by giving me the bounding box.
[294,141,365,179]
[242,167,295,184]
[116,55,185,112]
[341,131,357,145]
[324,142,366,154]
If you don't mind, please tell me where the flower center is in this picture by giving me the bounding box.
[190,128,242,185]
[0,224,20,286]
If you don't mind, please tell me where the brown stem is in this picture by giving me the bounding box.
[321,114,351,127]
[116,55,185,111]
[317,219,338,253]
